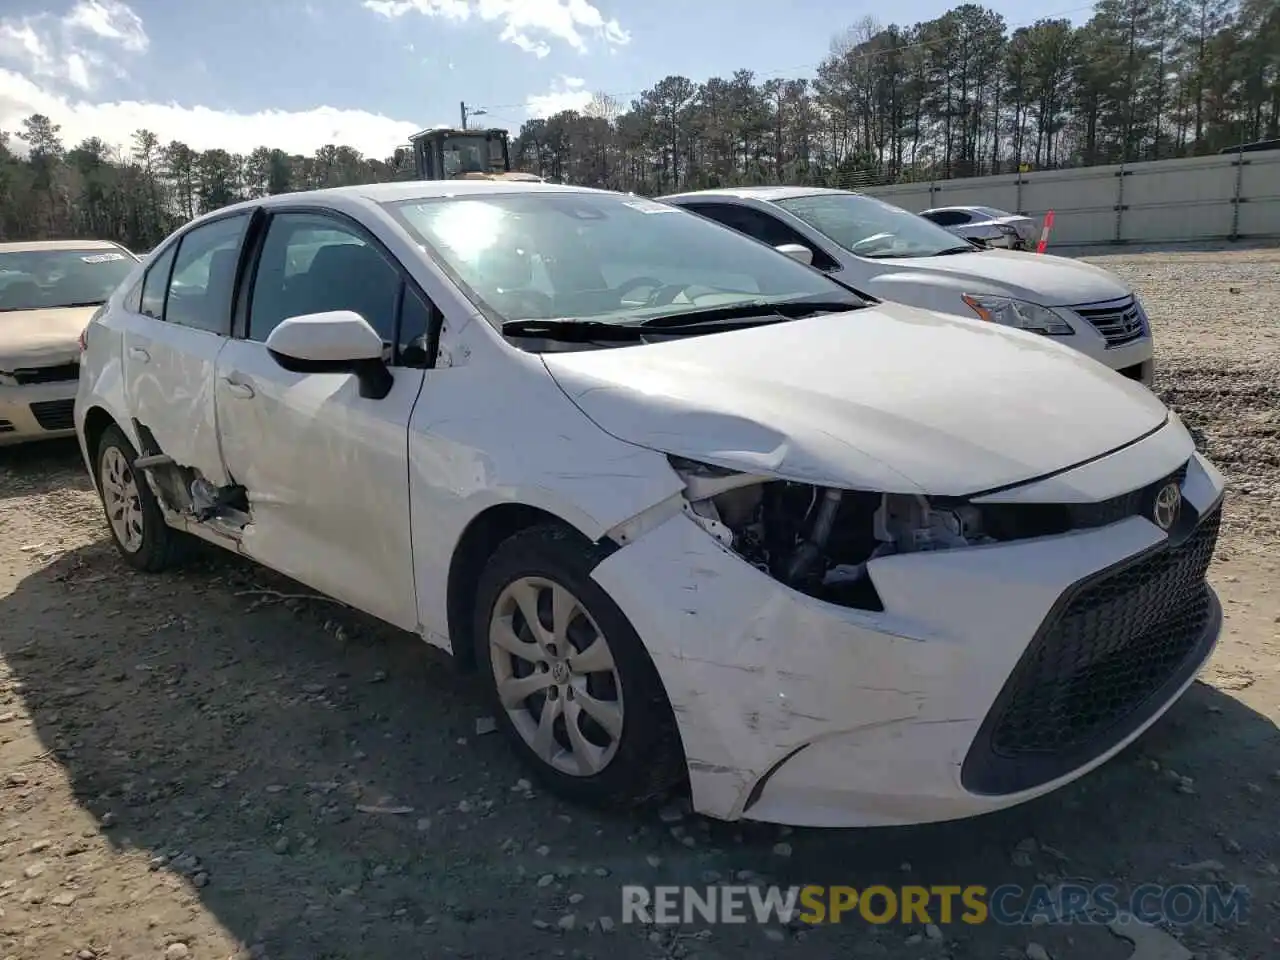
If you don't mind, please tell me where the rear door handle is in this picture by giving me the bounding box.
[128,346,150,362]
[221,376,255,399]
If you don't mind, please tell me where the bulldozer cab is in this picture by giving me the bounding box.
[397,127,540,182]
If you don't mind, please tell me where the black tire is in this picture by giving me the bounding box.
[94,424,190,572]
[473,523,686,808]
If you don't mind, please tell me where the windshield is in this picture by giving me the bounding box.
[0,247,135,312]
[386,193,861,329]
[440,136,493,176]
[775,193,973,259]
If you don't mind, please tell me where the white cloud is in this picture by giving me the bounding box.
[364,0,470,20]
[0,22,55,76]
[0,0,149,92]
[65,52,91,90]
[525,75,591,118]
[0,69,424,157]
[510,34,551,58]
[364,0,629,57]
[63,0,148,54]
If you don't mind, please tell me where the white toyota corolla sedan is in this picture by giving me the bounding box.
[75,180,1225,828]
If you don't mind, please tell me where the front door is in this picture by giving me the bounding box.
[214,210,428,630]
[120,213,251,483]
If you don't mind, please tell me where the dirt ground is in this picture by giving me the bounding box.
[1,244,1278,960]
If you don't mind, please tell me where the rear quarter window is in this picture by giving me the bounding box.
[123,280,143,313]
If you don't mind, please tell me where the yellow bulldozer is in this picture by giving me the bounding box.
[393,127,542,182]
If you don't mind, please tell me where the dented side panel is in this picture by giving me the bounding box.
[407,342,685,648]
[214,338,426,631]
[118,311,230,485]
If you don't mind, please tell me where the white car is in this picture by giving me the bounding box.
[662,187,1155,387]
[1,240,138,445]
[76,181,1224,828]
[918,205,1040,250]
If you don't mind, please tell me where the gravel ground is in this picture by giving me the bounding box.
[1,244,1278,960]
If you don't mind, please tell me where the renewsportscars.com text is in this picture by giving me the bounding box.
[621,883,1249,927]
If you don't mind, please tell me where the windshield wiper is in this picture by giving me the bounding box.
[934,246,980,256]
[501,313,802,343]
[501,319,646,342]
[639,297,863,329]
[53,299,107,307]
[501,297,863,343]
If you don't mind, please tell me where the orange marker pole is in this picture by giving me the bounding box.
[1036,210,1055,254]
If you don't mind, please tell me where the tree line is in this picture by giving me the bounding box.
[1,0,1276,252]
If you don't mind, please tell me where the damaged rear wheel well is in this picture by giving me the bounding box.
[82,406,119,488]
[447,505,593,673]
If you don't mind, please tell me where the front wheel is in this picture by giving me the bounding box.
[95,424,189,572]
[473,524,685,808]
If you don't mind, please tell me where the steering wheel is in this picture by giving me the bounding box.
[615,276,690,308]
[850,232,895,253]
[615,276,664,302]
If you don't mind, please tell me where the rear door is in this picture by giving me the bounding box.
[213,208,429,630]
[119,212,252,482]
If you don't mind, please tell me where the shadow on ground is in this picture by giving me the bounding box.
[1,445,1278,959]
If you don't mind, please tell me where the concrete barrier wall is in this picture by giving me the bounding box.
[863,151,1280,247]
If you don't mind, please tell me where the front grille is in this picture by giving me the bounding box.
[10,362,79,385]
[1073,297,1147,347]
[29,398,75,431]
[962,500,1222,794]
[979,461,1189,541]
[0,419,13,433]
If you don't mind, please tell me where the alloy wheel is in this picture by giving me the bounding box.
[100,446,144,553]
[488,576,624,776]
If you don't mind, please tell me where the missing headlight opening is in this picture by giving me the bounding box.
[669,456,994,612]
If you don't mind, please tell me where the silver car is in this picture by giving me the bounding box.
[662,187,1154,386]
[919,205,1039,250]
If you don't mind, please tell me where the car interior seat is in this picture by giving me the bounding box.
[298,242,397,338]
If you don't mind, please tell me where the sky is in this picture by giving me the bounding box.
[0,0,1096,161]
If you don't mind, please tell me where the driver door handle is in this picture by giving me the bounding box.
[221,376,255,399]
[128,346,150,362]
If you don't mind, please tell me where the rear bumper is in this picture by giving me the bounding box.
[988,235,1025,250]
[0,381,78,446]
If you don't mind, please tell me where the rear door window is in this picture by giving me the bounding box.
[140,245,177,320]
[164,214,250,335]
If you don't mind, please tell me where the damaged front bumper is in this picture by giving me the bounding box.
[590,451,1226,827]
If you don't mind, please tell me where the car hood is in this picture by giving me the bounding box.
[540,302,1169,497]
[0,305,95,368]
[861,249,1131,306]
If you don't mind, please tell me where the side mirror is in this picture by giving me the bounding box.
[265,310,394,400]
[775,243,814,266]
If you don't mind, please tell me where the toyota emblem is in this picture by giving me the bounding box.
[1152,482,1182,532]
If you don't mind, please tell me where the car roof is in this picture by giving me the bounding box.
[0,239,125,253]
[162,179,620,236]
[220,179,608,216]
[662,186,861,203]
[924,205,1009,215]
